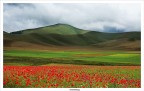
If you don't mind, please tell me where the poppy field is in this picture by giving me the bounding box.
[3,49,141,88]
[3,65,141,88]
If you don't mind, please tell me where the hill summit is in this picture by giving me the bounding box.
[11,23,89,35]
[4,23,141,50]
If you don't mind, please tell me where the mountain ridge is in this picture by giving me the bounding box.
[4,23,141,51]
[10,23,89,35]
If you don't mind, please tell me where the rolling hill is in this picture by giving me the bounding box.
[4,23,141,50]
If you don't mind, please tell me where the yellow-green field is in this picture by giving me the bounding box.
[4,49,140,66]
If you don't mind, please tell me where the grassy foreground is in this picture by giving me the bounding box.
[4,49,140,66]
[3,49,141,88]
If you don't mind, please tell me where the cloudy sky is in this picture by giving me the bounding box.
[3,3,141,33]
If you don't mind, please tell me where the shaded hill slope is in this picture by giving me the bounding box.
[4,24,141,50]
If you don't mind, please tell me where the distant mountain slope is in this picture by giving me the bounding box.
[4,24,141,50]
[93,39,140,50]
[11,24,88,35]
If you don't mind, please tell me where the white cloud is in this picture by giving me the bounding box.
[3,3,141,32]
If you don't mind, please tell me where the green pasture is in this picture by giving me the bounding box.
[4,50,141,66]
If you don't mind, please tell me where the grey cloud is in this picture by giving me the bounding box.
[3,3,141,32]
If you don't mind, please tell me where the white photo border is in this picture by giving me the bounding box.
[0,0,144,91]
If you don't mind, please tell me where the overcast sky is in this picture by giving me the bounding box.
[3,3,141,33]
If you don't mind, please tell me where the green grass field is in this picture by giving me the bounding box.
[4,49,141,66]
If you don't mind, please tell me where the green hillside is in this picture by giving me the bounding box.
[11,24,88,35]
[4,23,141,50]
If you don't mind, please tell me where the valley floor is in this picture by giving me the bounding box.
[3,47,141,88]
